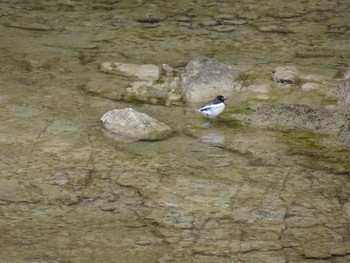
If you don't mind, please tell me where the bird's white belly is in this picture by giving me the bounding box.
[200,103,225,118]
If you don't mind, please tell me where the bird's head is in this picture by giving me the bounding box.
[217,95,227,102]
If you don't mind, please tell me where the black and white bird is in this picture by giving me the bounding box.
[197,95,226,119]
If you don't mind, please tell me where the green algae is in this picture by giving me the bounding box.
[281,129,327,153]
[279,129,350,172]
[222,117,241,129]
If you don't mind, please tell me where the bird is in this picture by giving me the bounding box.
[197,95,226,119]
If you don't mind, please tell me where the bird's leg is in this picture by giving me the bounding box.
[201,115,212,126]
[217,116,225,122]
[207,115,213,123]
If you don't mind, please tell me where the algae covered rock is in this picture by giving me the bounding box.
[101,108,173,141]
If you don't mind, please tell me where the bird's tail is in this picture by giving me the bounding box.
[183,108,201,115]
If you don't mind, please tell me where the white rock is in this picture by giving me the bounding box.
[101,108,173,141]
[301,82,320,91]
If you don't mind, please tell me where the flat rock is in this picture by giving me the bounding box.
[100,62,160,81]
[238,103,342,134]
[101,108,173,141]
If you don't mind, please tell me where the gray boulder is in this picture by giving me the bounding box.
[181,57,242,102]
[101,108,173,141]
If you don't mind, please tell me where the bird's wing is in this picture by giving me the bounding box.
[199,100,216,109]
[199,105,213,111]
[199,102,223,112]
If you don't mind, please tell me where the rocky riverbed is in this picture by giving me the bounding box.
[1,1,350,262]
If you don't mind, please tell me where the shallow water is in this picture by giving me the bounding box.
[1,1,350,262]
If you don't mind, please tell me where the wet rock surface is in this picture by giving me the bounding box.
[1,0,350,262]
[234,78,350,147]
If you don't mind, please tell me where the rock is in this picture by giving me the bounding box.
[344,69,350,80]
[299,72,336,83]
[303,244,331,259]
[214,16,247,25]
[235,77,350,148]
[330,243,350,256]
[125,77,182,106]
[101,108,173,141]
[199,133,225,147]
[100,62,160,81]
[242,84,270,94]
[272,66,299,84]
[296,50,333,58]
[199,19,218,27]
[0,179,35,203]
[224,131,288,166]
[259,25,292,34]
[24,48,80,71]
[240,84,271,99]
[97,58,242,105]
[91,62,182,106]
[344,92,350,104]
[85,73,182,106]
[301,82,320,91]
[181,57,242,102]
[234,99,350,149]
[238,103,341,134]
[328,78,350,105]
[161,64,176,76]
[209,25,236,32]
